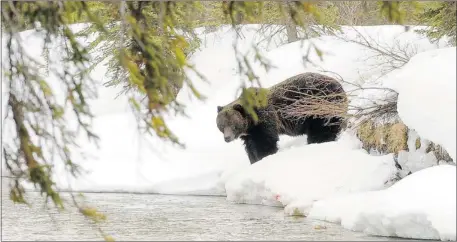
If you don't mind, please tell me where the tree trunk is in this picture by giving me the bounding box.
[285,23,298,43]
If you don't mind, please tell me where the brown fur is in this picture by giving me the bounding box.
[216,72,348,164]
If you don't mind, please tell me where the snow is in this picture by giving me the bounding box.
[2,23,456,241]
[386,47,457,161]
[224,132,399,208]
[396,129,439,177]
[307,165,456,241]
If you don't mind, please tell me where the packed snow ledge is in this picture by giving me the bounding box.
[223,47,457,241]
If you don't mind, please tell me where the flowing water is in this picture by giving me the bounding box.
[2,181,415,241]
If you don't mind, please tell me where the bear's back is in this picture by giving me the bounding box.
[268,72,345,107]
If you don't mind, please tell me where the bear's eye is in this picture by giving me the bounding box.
[216,121,223,131]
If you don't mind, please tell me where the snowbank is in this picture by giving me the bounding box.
[223,132,399,208]
[308,165,456,241]
[386,47,456,161]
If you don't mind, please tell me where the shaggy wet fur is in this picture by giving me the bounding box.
[216,72,347,165]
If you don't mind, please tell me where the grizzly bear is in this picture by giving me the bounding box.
[216,72,348,165]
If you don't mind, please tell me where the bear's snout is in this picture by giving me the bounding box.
[223,127,236,142]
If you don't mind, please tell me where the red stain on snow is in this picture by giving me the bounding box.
[275,194,281,201]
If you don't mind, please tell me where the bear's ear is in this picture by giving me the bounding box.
[233,103,245,116]
[217,106,223,113]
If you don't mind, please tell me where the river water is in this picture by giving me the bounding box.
[2,185,414,241]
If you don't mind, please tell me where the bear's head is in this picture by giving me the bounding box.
[216,103,249,143]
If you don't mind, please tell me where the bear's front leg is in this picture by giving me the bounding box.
[242,121,279,164]
[242,138,261,164]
